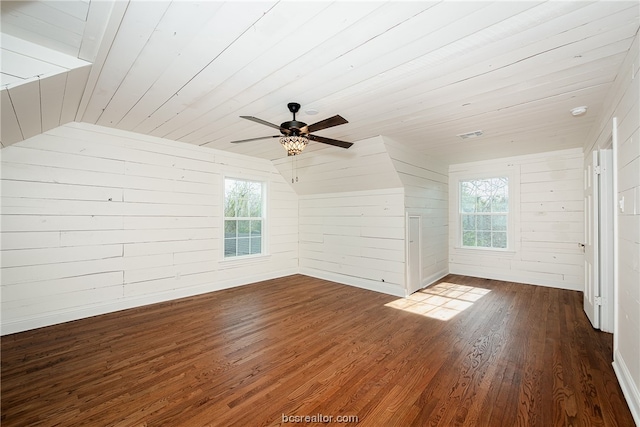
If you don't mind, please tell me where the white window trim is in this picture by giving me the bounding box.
[218,253,272,269]
[450,166,520,255]
[221,176,268,261]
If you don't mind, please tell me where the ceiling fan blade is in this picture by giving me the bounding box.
[308,134,353,149]
[306,115,348,133]
[240,116,282,131]
[230,135,280,144]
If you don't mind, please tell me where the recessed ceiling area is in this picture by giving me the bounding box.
[1,1,639,164]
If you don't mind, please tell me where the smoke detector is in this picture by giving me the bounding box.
[457,130,484,139]
[570,106,588,117]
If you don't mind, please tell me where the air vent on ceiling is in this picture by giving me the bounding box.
[457,130,483,139]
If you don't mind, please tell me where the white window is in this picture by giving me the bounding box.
[459,176,509,249]
[224,178,265,258]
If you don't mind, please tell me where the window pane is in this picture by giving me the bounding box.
[237,195,249,217]
[491,196,508,213]
[461,195,476,213]
[250,220,262,236]
[462,215,475,231]
[492,177,508,194]
[477,231,492,247]
[224,193,236,217]
[460,181,475,196]
[224,220,236,238]
[249,184,262,216]
[250,237,262,254]
[237,238,251,256]
[224,239,236,257]
[477,197,491,212]
[238,220,250,237]
[493,232,507,248]
[492,215,507,231]
[463,231,476,247]
[477,215,491,231]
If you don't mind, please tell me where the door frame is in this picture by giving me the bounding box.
[406,214,422,296]
[597,148,616,332]
[584,118,617,333]
[611,117,619,348]
[598,147,615,333]
[584,150,600,328]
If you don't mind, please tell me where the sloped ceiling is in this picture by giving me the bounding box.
[2,1,639,164]
[0,0,112,146]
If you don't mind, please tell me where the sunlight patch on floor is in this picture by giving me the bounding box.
[385,282,491,320]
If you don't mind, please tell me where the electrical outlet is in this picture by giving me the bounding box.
[619,196,625,213]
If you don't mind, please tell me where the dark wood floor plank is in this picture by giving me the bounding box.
[1,274,635,426]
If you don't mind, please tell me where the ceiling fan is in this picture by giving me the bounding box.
[231,102,353,156]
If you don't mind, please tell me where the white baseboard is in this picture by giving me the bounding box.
[613,349,640,426]
[449,266,582,291]
[299,267,406,298]
[419,269,449,291]
[1,268,298,336]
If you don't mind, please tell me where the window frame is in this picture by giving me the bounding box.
[222,176,267,261]
[459,176,509,250]
[451,168,518,253]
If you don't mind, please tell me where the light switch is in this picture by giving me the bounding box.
[618,196,625,213]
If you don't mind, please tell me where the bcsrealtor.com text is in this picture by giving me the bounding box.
[282,413,359,423]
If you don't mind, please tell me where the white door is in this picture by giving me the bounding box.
[407,216,421,294]
[584,150,600,328]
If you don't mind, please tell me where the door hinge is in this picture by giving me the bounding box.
[594,296,603,306]
[594,165,602,175]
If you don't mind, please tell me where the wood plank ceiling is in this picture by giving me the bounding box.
[2,1,639,164]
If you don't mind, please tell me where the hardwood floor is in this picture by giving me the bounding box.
[1,274,634,426]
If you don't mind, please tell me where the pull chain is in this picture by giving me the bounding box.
[291,155,299,183]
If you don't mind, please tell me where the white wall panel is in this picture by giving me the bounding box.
[384,137,449,290]
[273,136,403,196]
[298,188,406,296]
[0,122,298,335]
[584,31,640,425]
[1,245,123,268]
[5,81,42,140]
[449,148,584,291]
[2,272,123,302]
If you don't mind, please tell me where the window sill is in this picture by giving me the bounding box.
[218,253,271,269]
[452,246,516,256]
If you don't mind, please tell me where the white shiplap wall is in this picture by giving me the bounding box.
[298,188,406,297]
[384,137,449,288]
[276,135,449,297]
[275,136,406,296]
[584,31,639,424]
[0,122,298,334]
[272,136,403,195]
[449,148,584,291]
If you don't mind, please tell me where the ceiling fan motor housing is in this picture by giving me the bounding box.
[281,120,308,136]
[283,103,307,135]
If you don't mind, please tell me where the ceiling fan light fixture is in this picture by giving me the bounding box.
[280,135,308,156]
